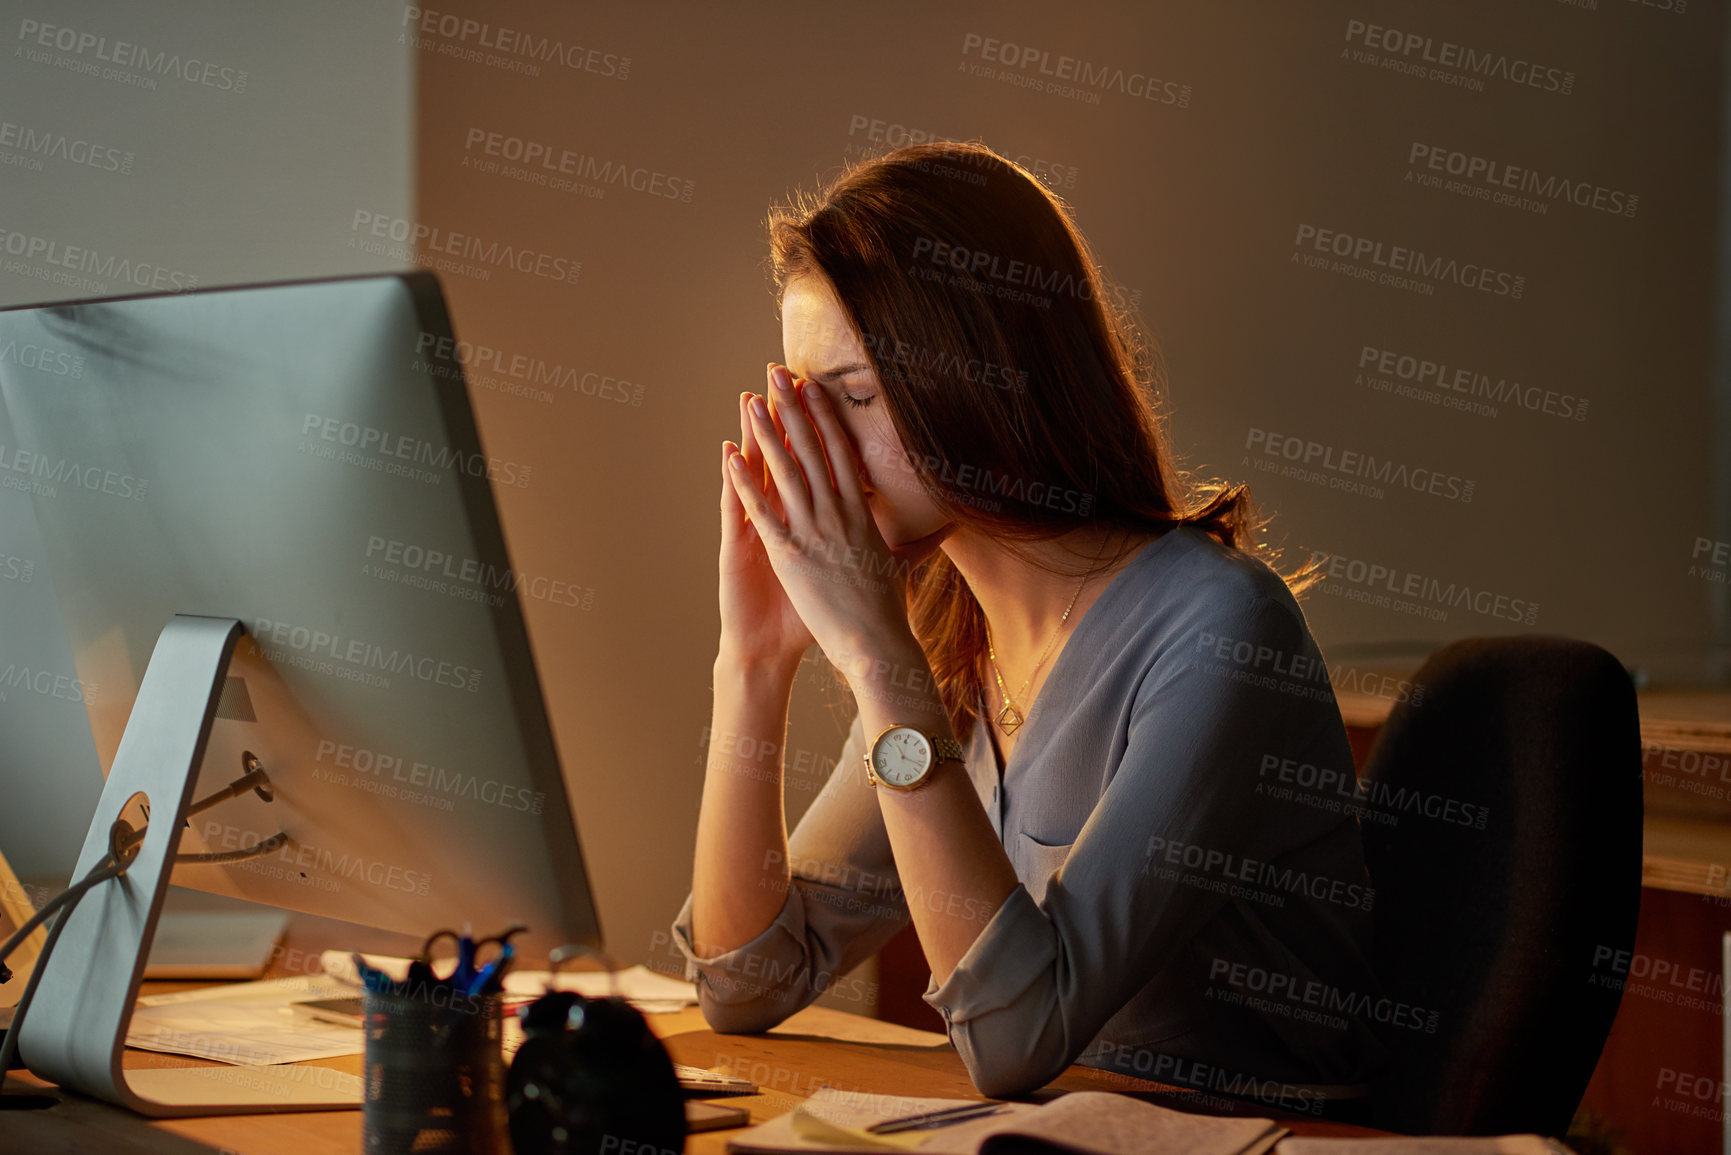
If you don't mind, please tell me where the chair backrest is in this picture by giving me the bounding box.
[1358,636,1641,1136]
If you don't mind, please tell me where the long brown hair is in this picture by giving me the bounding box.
[769,141,1307,740]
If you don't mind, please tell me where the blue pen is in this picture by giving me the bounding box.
[452,934,479,991]
[352,952,393,993]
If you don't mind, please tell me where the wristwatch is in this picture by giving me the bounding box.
[864,725,966,791]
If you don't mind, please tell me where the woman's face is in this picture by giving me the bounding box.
[779,275,950,556]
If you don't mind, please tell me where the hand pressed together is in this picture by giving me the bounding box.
[719,363,917,677]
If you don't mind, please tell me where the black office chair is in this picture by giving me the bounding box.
[1357,636,1641,1137]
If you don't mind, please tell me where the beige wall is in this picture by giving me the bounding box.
[408,0,1723,984]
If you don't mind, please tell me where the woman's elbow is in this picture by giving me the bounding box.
[696,984,793,1036]
[954,1030,1068,1100]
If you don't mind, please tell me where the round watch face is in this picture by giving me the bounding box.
[871,727,933,788]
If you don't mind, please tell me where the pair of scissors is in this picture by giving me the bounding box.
[418,925,529,995]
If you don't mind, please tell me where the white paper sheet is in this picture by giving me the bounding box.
[502,963,698,1011]
[127,975,364,1066]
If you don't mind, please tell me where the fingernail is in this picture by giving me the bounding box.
[772,368,793,392]
[751,396,769,418]
[729,453,746,471]
[800,381,821,403]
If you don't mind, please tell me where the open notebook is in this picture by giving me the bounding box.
[726,1089,1576,1155]
[726,1088,1287,1155]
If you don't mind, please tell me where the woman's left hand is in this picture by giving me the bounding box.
[725,364,916,677]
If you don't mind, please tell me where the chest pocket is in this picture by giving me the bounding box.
[1016,832,1075,906]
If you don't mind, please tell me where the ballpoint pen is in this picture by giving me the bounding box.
[352,952,394,994]
[866,1103,1008,1134]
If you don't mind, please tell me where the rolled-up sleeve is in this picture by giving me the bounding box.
[672,714,912,1033]
[923,590,1363,1099]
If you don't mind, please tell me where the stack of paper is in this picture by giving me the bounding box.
[127,975,363,1066]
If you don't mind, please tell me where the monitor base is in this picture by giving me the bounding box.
[15,615,353,1115]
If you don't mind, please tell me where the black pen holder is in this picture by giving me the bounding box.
[363,986,508,1155]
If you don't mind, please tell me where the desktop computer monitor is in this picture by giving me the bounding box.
[0,272,601,964]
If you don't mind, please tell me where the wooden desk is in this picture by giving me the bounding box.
[4,1001,1383,1153]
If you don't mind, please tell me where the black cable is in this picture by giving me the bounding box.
[0,855,126,974]
[0,776,281,1105]
[0,853,123,1104]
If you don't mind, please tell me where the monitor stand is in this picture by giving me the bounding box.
[17,614,362,1114]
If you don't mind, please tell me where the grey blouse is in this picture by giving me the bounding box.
[672,527,1387,1103]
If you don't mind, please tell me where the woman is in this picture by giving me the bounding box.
[671,141,1384,1106]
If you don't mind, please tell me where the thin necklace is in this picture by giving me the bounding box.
[985,535,1112,736]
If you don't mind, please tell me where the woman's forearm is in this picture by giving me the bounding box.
[841,639,1020,986]
[690,647,803,956]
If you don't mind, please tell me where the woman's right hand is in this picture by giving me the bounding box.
[717,364,816,671]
